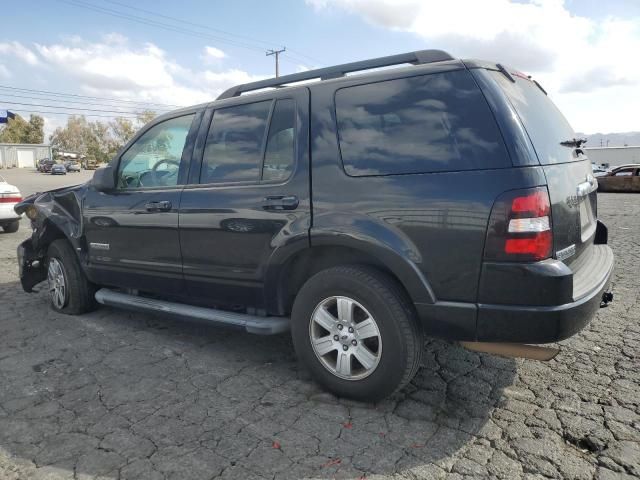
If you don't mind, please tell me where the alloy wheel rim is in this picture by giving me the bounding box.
[47,258,67,309]
[309,296,382,381]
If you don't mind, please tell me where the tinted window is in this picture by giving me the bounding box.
[336,70,510,176]
[117,114,194,189]
[262,99,295,182]
[202,101,271,183]
[491,72,576,165]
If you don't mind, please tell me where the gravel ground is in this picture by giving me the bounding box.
[0,172,638,480]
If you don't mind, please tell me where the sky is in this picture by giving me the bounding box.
[1,0,639,138]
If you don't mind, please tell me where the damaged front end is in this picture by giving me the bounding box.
[14,183,88,292]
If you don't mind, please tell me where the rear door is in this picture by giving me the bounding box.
[179,88,310,309]
[490,71,597,265]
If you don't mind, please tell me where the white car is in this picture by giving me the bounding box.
[0,174,22,233]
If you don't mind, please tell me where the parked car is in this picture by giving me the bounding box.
[597,164,640,192]
[65,161,81,172]
[0,175,21,233]
[592,163,609,177]
[38,158,55,173]
[50,163,67,175]
[14,50,614,400]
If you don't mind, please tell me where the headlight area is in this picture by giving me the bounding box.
[24,205,38,221]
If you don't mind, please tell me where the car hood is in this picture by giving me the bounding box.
[14,181,89,216]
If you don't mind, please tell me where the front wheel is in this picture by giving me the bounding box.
[291,266,423,401]
[46,240,97,314]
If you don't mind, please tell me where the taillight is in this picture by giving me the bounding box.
[484,187,552,262]
[0,193,22,203]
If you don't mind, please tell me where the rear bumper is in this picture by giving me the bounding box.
[0,204,21,222]
[416,244,614,344]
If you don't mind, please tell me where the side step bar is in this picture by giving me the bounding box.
[94,289,290,335]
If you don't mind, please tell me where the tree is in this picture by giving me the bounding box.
[49,111,159,164]
[49,116,92,155]
[136,110,157,126]
[0,114,44,144]
[109,117,137,149]
[25,115,45,144]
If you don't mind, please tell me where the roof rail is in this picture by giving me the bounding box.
[216,49,455,100]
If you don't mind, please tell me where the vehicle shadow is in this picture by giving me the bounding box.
[0,282,517,479]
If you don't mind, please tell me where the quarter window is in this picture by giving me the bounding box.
[335,70,510,176]
[201,101,271,183]
[262,99,295,182]
[117,114,194,189]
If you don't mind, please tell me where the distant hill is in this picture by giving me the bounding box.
[577,132,640,148]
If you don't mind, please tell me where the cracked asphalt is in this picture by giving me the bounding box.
[0,172,638,480]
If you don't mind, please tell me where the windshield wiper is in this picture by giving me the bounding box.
[560,138,587,148]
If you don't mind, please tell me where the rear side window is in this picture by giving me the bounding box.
[201,101,271,183]
[335,70,510,176]
[491,72,576,165]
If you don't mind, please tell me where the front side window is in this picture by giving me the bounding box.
[335,70,510,176]
[201,101,271,184]
[117,114,194,189]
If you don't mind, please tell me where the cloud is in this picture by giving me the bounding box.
[203,46,226,60]
[0,64,10,79]
[561,66,636,94]
[30,35,264,109]
[0,41,39,65]
[307,0,640,132]
[307,0,640,93]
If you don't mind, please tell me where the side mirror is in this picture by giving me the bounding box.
[91,165,115,192]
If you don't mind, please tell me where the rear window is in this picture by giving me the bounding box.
[490,72,577,165]
[335,70,510,176]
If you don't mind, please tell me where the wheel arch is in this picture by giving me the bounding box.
[265,236,436,315]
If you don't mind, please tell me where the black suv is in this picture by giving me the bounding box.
[15,50,614,400]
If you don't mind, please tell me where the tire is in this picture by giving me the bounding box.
[291,265,423,401]
[2,220,19,233]
[46,239,97,315]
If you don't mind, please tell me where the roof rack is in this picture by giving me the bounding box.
[217,49,455,100]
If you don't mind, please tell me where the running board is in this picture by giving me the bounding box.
[94,289,290,335]
[460,342,559,361]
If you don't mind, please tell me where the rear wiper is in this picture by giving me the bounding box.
[560,138,587,148]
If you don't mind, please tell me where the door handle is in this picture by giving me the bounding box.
[145,200,172,212]
[262,195,299,211]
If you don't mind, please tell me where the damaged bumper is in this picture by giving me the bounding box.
[17,239,46,292]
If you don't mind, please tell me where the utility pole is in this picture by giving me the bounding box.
[266,47,286,77]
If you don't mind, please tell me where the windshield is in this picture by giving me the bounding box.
[491,71,579,165]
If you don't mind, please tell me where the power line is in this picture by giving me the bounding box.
[102,0,326,66]
[0,92,171,111]
[56,0,267,53]
[8,109,139,119]
[0,84,180,108]
[54,0,324,68]
[0,100,152,115]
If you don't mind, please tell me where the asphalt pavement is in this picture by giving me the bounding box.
[0,168,638,479]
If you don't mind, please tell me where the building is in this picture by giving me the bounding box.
[585,146,640,168]
[0,143,52,169]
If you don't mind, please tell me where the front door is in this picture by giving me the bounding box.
[179,89,310,309]
[84,112,200,294]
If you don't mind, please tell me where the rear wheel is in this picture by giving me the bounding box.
[47,240,97,314]
[2,220,19,233]
[291,265,423,401]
